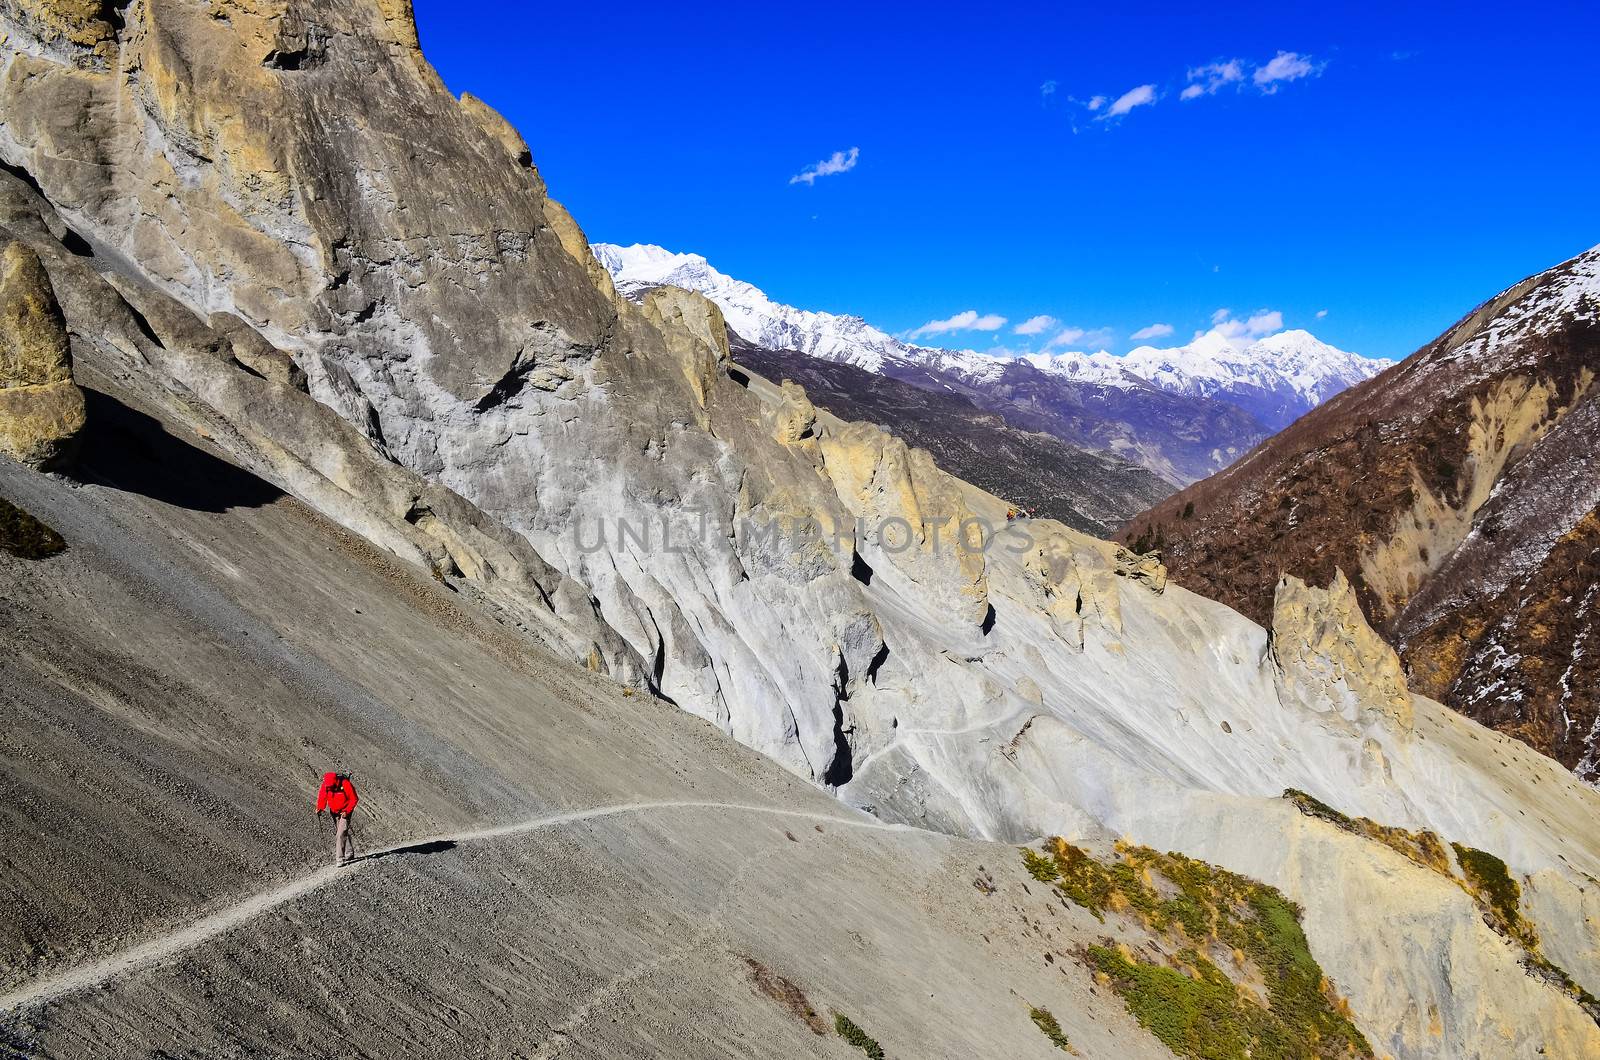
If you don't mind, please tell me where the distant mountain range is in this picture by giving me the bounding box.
[729,339,1174,537]
[594,243,1391,482]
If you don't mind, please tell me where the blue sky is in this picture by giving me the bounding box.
[413,1,1599,360]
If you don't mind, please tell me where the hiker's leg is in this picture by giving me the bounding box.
[334,814,349,865]
[343,815,356,861]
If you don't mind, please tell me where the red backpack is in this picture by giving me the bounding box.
[315,772,359,815]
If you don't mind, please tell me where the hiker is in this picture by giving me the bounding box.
[315,771,360,866]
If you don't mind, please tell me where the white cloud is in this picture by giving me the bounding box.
[1209,308,1283,341]
[1055,49,1321,135]
[908,309,1007,338]
[1100,84,1158,119]
[1182,59,1245,100]
[1130,322,1176,340]
[1014,315,1057,336]
[1315,309,1329,319]
[789,147,860,186]
[1253,51,1318,92]
[1171,52,1322,103]
[1046,325,1115,349]
[1246,309,1283,333]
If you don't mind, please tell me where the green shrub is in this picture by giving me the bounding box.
[1451,844,1524,934]
[1283,788,1353,828]
[1284,790,1452,875]
[1090,946,1249,1059]
[834,1013,885,1059]
[1028,1006,1075,1052]
[0,495,65,559]
[1021,846,1060,883]
[1024,840,1372,1059]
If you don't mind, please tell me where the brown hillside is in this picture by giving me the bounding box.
[1122,247,1600,778]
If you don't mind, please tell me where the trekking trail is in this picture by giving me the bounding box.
[0,799,912,1013]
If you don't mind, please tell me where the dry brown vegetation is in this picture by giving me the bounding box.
[742,957,827,1035]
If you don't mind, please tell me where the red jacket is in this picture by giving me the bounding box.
[315,772,359,816]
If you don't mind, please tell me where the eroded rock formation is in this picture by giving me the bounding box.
[0,238,84,468]
[1272,570,1414,731]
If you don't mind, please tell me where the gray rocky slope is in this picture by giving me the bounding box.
[0,1,1598,1056]
[0,414,1177,1059]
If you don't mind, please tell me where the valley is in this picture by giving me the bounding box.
[0,1,1594,1057]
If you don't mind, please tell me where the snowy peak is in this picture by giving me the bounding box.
[998,328,1387,429]
[592,242,1389,432]
[1022,350,1144,389]
[593,242,912,374]
[1112,328,1392,429]
[1439,242,1600,379]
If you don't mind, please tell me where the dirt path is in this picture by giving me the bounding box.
[0,799,907,1014]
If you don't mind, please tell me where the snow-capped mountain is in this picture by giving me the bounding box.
[593,243,916,374]
[594,243,1018,384]
[592,243,1388,431]
[1113,329,1392,430]
[1018,332,1391,430]
[592,242,1393,478]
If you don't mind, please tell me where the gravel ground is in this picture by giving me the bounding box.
[0,383,1165,1058]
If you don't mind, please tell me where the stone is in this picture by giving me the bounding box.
[0,238,84,469]
[770,379,818,447]
[1113,545,1167,593]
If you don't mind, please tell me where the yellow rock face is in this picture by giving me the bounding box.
[638,286,730,412]
[1023,526,1131,645]
[0,239,85,468]
[0,241,70,388]
[770,380,818,447]
[458,94,543,187]
[5,0,121,67]
[818,420,990,628]
[1272,569,1414,731]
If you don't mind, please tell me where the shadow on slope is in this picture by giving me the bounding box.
[74,388,282,514]
[359,839,458,864]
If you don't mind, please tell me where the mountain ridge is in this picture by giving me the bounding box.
[594,241,1391,436]
[728,336,1174,536]
[1122,242,1600,780]
[593,243,1268,484]
[1,3,1598,1055]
